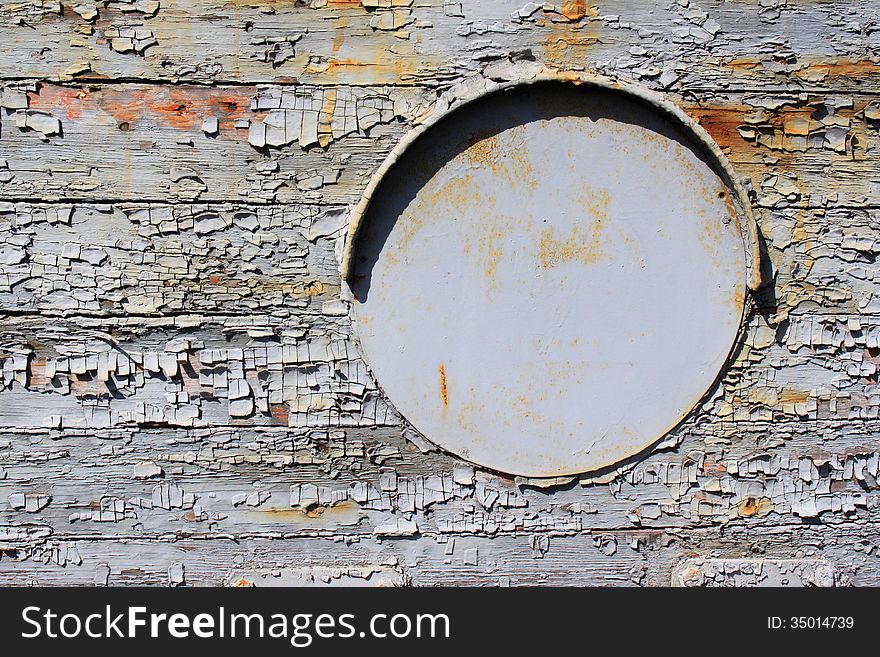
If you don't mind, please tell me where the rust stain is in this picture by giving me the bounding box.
[504,136,537,186]
[466,134,499,171]
[384,174,475,269]
[719,56,880,82]
[792,207,817,275]
[463,127,536,190]
[474,224,506,287]
[697,202,722,250]
[258,500,361,520]
[426,174,480,216]
[720,189,740,228]
[331,15,347,55]
[737,496,773,518]
[680,100,861,166]
[542,4,600,67]
[560,0,587,21]
[114,86,257,132]
[439,363,448,408]
[539,223,601,268]
[681,103,755,156]
[792,207,808,244]
[318,88,338,148]
[319,57,416,81]
[692,182,737,272]
[795,59,880,80]
[309,11,424,83]
[731,288,745,310]
[538,187,609,268]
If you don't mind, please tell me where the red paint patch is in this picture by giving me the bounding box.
[27,86,89,120]
[28,83,264,137]
[269,403,289,425]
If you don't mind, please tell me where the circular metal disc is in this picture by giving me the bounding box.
[350,82,746,477]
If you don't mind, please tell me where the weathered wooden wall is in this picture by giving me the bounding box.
[1,0,879,586]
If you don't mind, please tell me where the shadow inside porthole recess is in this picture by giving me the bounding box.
[350,82,725,303]
[346,78,757,478]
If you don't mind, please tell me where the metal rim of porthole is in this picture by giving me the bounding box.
[340,66,763,479]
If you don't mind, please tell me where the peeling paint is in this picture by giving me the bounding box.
[0,0,879,586]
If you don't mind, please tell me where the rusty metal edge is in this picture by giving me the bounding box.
[340,64,763,292]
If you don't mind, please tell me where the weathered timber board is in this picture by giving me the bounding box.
[1,0,880,586]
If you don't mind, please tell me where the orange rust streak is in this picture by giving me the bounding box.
[331,15,347,55]
[720,189,739,222]
[439,364,448,408]
[542,4,599,65]
[321,58,412,77]
[737,496,772,518]
[721,56,880,79]
[731,288,746,312]
[683,103,825,142]
[561,0,587,21]
[681,104,753,154]
[318,88,337,148]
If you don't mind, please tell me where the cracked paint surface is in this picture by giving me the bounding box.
[0,0,879,586]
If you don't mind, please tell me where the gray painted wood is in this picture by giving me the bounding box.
[1,0,879,586]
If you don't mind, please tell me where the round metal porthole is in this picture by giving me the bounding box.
[342,72,761,478]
